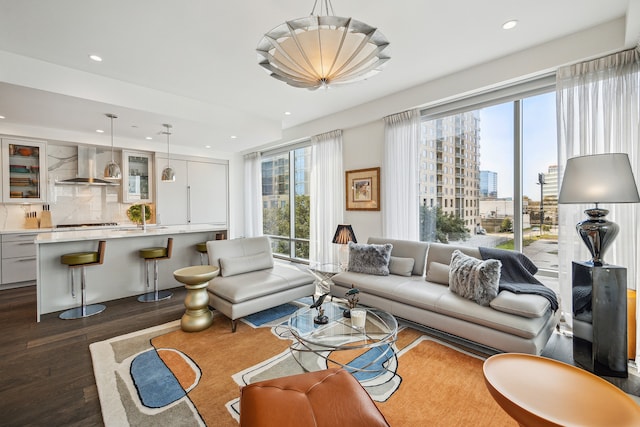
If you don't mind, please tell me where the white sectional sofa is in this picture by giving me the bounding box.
[330,237,560,355]
[206,236,315,332]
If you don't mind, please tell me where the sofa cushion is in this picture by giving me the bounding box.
[368,237,429,276]
[490,290,551,318]
[207,236,272,269]
[210,263,312,303]
[348,242,393,276]
[436,291,550,339]
[449,250,501,306]
[425,261,450,285]
[333,271,410,300]
[389,256,415,277]
[219,251,274,277]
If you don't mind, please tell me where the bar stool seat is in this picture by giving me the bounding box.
[140,247,169,259]
[138,238,173,303]
[195,242,208,265]
[59,240,106,320]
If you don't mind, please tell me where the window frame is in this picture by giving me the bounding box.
[419,73,558,277]
[261,142,312,262]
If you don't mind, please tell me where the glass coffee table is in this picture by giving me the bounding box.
[288,302,398,381]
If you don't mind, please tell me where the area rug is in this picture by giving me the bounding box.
[90,304,515,426]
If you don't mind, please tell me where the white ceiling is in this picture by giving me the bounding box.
[0,0,638,154]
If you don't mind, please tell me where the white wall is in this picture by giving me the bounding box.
[342,120,384,244]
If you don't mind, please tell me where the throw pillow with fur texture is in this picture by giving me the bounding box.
[348,242,393,276]
[449,249,501,306]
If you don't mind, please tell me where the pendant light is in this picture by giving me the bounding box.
[161,123,175,182]
[257,0,390,90]
[103,113,122,179]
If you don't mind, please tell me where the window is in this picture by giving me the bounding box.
[419,82,558,273]
[261,146,311,261]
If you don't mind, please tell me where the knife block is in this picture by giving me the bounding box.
[25,216,39,229]
[39,211,53,228]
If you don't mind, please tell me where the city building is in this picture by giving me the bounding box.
[420,112,481,229]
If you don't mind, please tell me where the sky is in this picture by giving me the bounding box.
[478,91,557,201]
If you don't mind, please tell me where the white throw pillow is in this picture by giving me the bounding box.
[425,261,450,285]
[219,251,274,277]
[389,256,415,277]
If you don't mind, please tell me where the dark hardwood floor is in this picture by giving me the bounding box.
[0,285,187,427]
[1,286,638,426]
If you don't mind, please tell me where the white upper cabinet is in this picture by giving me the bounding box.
[188,160,228,226]
[155,155,228,226]
[2,138,47,203]
[122,150,153,203]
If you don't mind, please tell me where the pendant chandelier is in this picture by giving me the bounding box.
[161,124,175,182]
[103,113,122,180]
[257,0,390,90]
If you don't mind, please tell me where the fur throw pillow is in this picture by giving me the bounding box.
[348,242,393,276]
[449,250,501,306]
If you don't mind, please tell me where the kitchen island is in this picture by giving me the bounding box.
[35,224,225,321]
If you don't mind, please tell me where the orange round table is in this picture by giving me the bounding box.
[483,353,640,427]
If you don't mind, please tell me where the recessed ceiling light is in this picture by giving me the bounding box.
[205,145,211,149]
[89,54,103,62]
[0,115,5,119]
[96,129,104,133]
[145,136,153,140]
[284,111,292,116]
[231,135,237,139]
[502,20,518,30]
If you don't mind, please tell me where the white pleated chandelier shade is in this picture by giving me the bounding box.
[257,13,390,90]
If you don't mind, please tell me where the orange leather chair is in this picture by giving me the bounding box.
[239,368,390,427]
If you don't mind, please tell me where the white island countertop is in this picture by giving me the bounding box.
[36,224,222,244]
[35,224,226,321]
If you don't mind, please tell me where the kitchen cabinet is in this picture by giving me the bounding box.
[122,150,153,202]
[155,156,228,226]
[2,138,47,203]
[1,232,37,287]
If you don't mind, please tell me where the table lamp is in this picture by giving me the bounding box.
[558,153,639,266]
[332,224,357,270]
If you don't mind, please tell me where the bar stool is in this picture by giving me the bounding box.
[59,240,107,320]
[195,242,208,265]
[138,238,173,302]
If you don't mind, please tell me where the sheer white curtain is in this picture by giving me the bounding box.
[244,152,263,237]
[383,109,420,240]
[556,45,640,361]
[310,130,344,265]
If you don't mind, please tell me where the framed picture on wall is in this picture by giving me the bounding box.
[346,167,380,211]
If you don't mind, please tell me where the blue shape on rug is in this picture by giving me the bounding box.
[346,344,393,382]
[244,303,299,327]
[130,349,185,408]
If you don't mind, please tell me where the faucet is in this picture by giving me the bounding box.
[141,204,147,232]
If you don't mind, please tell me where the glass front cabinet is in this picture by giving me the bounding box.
[1,138,47,203]
[121,150,153,202]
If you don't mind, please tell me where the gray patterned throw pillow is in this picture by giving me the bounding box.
[348,242,393,276]
[449,249,501,306]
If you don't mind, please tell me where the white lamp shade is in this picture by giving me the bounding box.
[257,15,390,90]
[558,153,640,204]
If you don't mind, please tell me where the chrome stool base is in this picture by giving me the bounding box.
[138,290,173,303]
[59,303,106,320]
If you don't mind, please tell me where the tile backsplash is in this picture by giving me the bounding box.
[1,144,145,231]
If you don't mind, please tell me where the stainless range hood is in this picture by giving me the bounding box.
[56,146,119,186]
